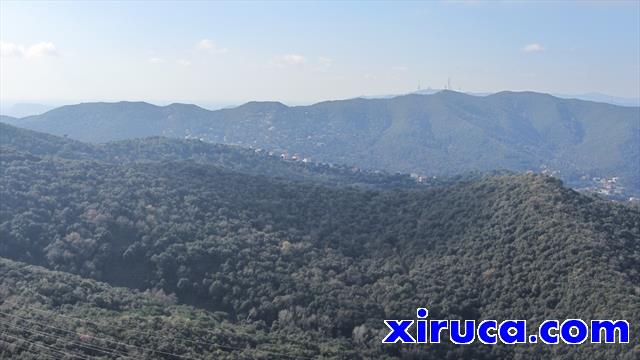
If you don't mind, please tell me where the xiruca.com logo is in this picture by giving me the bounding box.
[382,309,630,345]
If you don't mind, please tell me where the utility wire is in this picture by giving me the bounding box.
[0,317,136,359]
[1,311,133,357]
[0,329,88,360]
[0,334,61,360]
[3,303,316,359]
[0,322,93,360]
[0,310,192,360]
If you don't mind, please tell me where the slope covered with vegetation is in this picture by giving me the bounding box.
[0,122,424,189]
[1,132,638,358]
[0,257,351,359]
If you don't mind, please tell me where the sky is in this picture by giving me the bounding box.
[1,0,639,107]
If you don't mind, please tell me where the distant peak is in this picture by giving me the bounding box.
[486,91,563,103]
[164,102,208,111]
[436,89,463,95]
[67,101,158,108]
[491,90,552,97]
[236,101,289,110]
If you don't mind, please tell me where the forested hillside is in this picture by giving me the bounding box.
[0,257,350,359]
[1,131,638,358]
[0,122,424,189]
[5,91,638,196]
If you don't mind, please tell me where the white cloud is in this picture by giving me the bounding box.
[148,57,166,64]
[197,39,214,50]
[177,59,192,67]
[318,57,333,67]
[282,53,307,65]
[25,42,57,58]
[196,39,228,54]
[1,41,57,59]
[522,43,544,53]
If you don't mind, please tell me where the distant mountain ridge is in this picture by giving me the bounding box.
[367,89,640,107]
[551,92,640,107]
[4,90,638,196]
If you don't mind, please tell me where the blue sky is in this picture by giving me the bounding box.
[1,1,638,106]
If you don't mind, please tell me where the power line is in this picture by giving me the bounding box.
[0,310,191,360]
[4,303,317,359]
[0,335,61,360]
[0,322,93,360]
[0,317,135,359]
[0,329,86,360]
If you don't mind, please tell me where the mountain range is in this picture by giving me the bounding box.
[3,91,638,197]
[368,89,640,107]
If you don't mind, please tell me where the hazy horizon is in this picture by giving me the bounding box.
[2,88,640,118]
[2,1,639,105]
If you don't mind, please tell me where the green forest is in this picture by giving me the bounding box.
[0,123,639,359]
